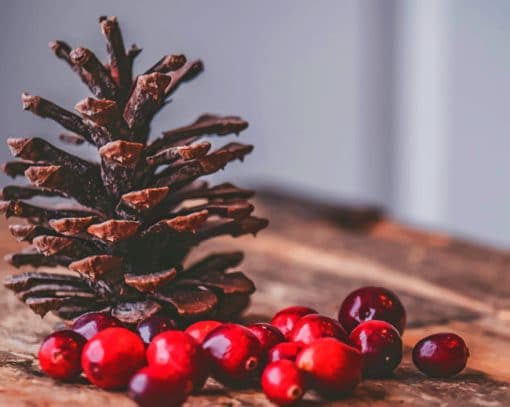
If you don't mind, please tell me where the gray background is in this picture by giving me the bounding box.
[1,0,509,247]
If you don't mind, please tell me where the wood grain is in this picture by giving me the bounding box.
[1,194,509,406]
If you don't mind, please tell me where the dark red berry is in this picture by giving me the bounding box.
[268,342,302,363]
[296,337,362,397]
[72,312,121,340]
[38,330,86,381]
[202,323,262,387]
[349,320,402,377]
[289,314,348,346]
[262,360,305,406]
[147,330,208,392]
[248,322,285,354]
[184,320,222,344]
[128,366,192,407]
[137,314,176,345]
[271,306,317,339]
[412,332,469,378]
[338,286,406,334]
[81,327,146,389]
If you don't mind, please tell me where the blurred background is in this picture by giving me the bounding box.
[1,0,509,247]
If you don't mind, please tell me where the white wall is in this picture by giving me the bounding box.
[393,0,451,228]
[1,0,509,247]
[0,0,373,202]
[447,0,510,246]
[392,0,510,247]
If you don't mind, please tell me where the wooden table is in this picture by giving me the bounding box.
[1,193,509,406]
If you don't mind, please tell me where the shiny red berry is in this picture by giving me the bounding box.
[72,312,121,340]
[289,314,348,346]
[184,320,222,344]
[128,366,192,407]
[271,306,317,339]
[412,333,469,377]
[137,314,176,345]
[38,330,86,381]
[81,327,146,389]
[147,330,208,391]
[338,286,406,334]
[268,342,302,363]
[296,337,362,397]
[248,322,285,354]
[349,320,402,377]
[202,323,262,387]
[262,360,306,406]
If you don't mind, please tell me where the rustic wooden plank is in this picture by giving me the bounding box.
[254,194,510,311]
[1,192,510,406]
[2,321,510,407]
[215,247,480,327]
[218,233,494,317]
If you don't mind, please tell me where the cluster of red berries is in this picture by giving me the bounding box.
[37,286,469,406]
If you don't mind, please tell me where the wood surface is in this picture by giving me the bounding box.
[1,193,509,406]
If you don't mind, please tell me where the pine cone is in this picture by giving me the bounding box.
[2,16,267,326]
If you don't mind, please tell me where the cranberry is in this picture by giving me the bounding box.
[128,366,192,407]
[338,286,406,334]
[349,320,402,377]
[81,327,146,389]
[289,314,348,346]
[202,323,262,387]
[268,342,302,363]
[262,360,306,406]
[137,314,176,345]
[296,337,362,397]
[72,312,121,340]
[271,306,317,339]
[38,330,86,381]
[413,333,469,377]
[184,320,222,344]
[147,330,208,392]
[248,322,285,354]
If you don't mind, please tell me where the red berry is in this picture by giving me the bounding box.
[289,314,348,346]
[202,323,262,387]
[184,320,222,344]
[137,314,176,345]
[349,320,402,377]
[147,330,208,391]
[81,327,146,389]
[412,333,469,377]
[268,342,302,363]
[262,360,305,406]
[338,286,406,334]
[248,322,285,354]
[128,366,192,407]
[296,337,362,397]
[38,330,86,381]
[72,312,121,340]
[271,306,317,339]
